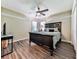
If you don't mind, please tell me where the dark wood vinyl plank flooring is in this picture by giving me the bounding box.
[2,40,76,59]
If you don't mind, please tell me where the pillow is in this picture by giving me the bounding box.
[54,28,59,32]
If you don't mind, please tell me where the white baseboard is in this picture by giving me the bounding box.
[13,38,72,44]
[62,40,72,44]
[13,38,76,52]
[13,38,73,44]
[13,37,29,43]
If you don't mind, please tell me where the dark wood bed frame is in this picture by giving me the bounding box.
[29,22,62,56]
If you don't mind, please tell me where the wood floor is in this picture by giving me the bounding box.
[1,40,76,59]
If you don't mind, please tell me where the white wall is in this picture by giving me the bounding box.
[1,7,31,42]
[71,0,76,50]
[1,7,73,44]
[45,11,71,42]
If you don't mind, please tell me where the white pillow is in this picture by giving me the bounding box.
[54,28,59,32]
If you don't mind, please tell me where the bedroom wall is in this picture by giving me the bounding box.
[1,7,31,42]
[71,0,76,50]
[1,7,72,43]
[45,11,72,42]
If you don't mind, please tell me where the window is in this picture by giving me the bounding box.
[32,21,37,32]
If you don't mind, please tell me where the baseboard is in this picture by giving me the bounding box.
[13,37,29,43]
[62,40,72,44]
[13,38,76,52]
[13,38,72,44]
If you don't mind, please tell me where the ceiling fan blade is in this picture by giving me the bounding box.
[36,9,48,13]
[40,9,49,12]
[40,12,45,16]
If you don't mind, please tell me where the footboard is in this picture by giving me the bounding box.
[29,32,54,55]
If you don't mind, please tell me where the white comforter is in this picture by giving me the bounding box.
[31,32,60,49]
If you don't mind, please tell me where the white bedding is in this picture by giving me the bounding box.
[31,32,60,49]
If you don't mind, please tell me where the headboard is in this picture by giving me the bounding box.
[45,22,62,33]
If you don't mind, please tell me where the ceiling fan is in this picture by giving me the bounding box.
[35,5,49,16]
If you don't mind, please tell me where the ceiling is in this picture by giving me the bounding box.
[1,0,74,18]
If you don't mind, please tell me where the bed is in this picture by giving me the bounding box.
[29,22,62,56]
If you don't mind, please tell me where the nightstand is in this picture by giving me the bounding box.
[1,35,13,57]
